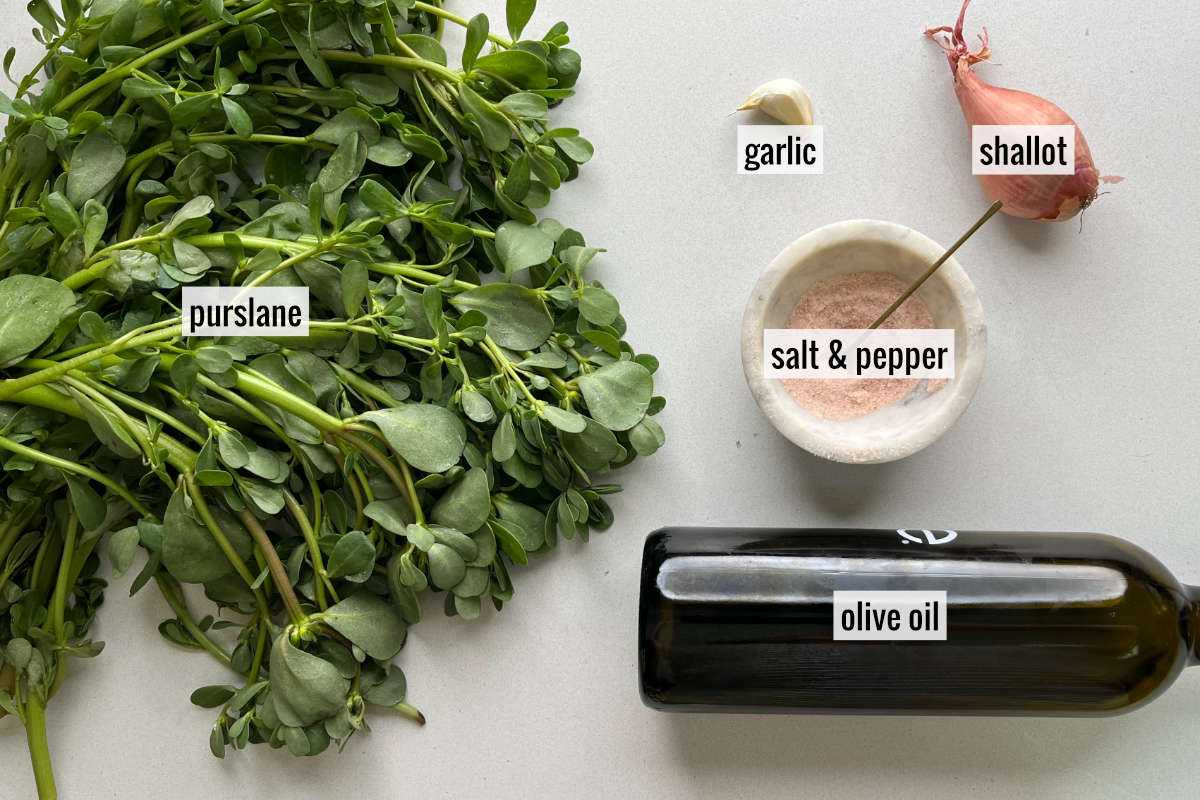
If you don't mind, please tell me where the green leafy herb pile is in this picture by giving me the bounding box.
[0,0,665,794]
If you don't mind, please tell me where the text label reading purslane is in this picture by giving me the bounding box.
[736,125,824,174]
[833,590,947,641]
[182,286,310,336]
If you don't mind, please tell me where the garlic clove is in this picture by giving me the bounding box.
[737,79,814,126]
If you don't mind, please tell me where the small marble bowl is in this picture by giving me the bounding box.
[741,219,987,464]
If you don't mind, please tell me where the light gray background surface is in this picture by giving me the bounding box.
[4,1,1200,797]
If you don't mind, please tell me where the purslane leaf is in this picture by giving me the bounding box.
[473,50,549,88]
[108,526,141,578]
[462,13,488,72]
[576,361,654,431]
[457,84,511,151]
[66,129,125,207]
[161,487,254,584]
[493,496,547,553]
[427,542,466,589]
[319,593,407,660]
[0,275,75,367]
[494,220,555,275]
[63,473,105,530]
[449,282,552,350]
[325,531,375,581]
[361,405,467,474]
[269,635,349,727]
[506,0,536,40]
[430,467,491,533]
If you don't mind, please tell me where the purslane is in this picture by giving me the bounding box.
[0,1,664,795]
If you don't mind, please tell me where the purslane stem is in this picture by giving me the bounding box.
[238,509,306,625]
[183,477,273,621]
[283,490,337,608]
[0,502,37,584]
[310,321,435,352]
[42,317,181,360]
[330,362,399,408]
[120,133,330,183]
[0,435,153,517]
[247,619,268,681]
[0,325,183,402]
[51,0,275,114]
[0,664,14,722]
[190,375,298,457]
[315,49,465,84]
[13,350,343,476]
[412,1,513,48]
[61,376,158,461]
[48,515,78,644]
[258,48,463,84]
[24,690,56,800]
[336,429,424,524]
[153,574,232,667]
[68,230,480,291]
[482,336,541,406]
[72,374,207,446]
[233,367,345,432]
[8,385,197,473]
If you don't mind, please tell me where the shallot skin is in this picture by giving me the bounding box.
[928,1,1104,221]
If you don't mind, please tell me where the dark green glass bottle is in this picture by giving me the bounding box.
[639,528,1200,716]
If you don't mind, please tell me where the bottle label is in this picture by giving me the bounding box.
[182,286,310,336]
[833,590,947,641]
[971,125,1075,175]
[896,528,958,545]
[737,125,823,174]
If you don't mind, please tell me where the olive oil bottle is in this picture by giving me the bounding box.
[639,528,1200,716]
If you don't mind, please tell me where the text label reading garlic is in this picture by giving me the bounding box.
[971,125,1075,175]
[737,126,824,174]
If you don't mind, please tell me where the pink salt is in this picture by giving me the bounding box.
[783,272,942,421]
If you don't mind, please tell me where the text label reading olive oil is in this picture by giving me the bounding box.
[833,590,946,641]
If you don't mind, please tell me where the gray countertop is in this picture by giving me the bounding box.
[4,0,1199,797]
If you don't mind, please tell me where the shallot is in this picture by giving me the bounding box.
[926,0,1119,221]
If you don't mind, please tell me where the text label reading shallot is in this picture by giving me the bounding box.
[972,125,1075,175]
